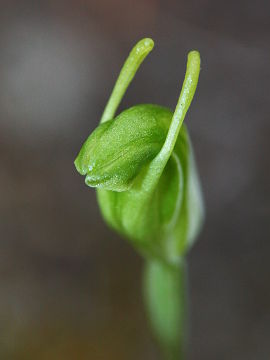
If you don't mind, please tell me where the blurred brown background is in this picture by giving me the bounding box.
[0,0,270,359]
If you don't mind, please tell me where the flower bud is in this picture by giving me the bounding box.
[75,39,204,358]
[74,39,203,266]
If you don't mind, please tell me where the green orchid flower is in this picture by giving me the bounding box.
[75,38,204,360]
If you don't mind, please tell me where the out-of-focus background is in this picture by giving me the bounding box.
[0,1,269,359]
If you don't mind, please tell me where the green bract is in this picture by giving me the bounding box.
[75,38,203,266]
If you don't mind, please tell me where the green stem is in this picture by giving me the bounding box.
[100,38,154,124]
[143,260,188,360]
